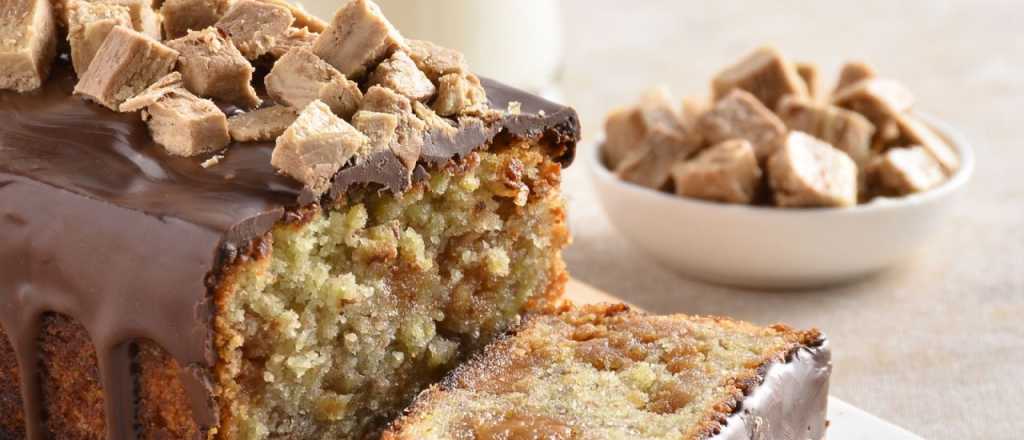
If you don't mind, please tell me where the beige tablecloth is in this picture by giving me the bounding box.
[555,1,1023,438]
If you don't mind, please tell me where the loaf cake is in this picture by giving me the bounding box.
[0,0,579,438]
[385,304,831,440]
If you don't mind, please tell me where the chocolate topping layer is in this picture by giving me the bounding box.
[711,341,831,440]
[0,62,579,439]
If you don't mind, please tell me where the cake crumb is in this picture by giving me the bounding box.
[507,101,522,115]
[201,154,224,168]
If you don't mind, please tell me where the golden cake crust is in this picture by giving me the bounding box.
[383,304,822,440]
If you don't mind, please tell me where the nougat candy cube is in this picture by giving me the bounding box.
[672,139,762,204]
[167,28,261,108]
[216,0,293,60]
[361,85,425,170]
[767,131,858,208]
[120,72,231,156]
[318,75,363,120]
[160,0,227,40]
[73,26,179,110]
[711,46,808,109]
[777,96,875,166]
[868,146,947,196]
[272,100,370,195]
[65,0,132,76]
[894,114,959,174]
[432,73,487,117]
[795,62,820,99]
[227,106,298,142]
[680,95,709,127]
[833,60,877,95]
[268,26,318,59]
[831,77,914,147]
[312,0,405,79]
[255,0,325,32]
[368,50,436,102]
[615,125,702,190]
[0,0,58,92]
[351,110,399,154]
[101,0,161,39]
[406,39,468,82]
[603,86,690,169]
[698,89,787,161]
[265,48,362,118]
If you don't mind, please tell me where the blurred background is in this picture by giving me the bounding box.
[306,1,1022,438]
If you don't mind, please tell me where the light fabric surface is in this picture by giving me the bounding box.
[555,1,1023,439]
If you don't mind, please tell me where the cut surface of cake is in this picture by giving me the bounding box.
[384,304,831,440]
[0,0,579,438]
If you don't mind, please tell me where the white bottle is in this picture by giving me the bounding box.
[305,0,563,94]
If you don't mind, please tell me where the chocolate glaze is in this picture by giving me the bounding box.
[710,340,832,440]
[0,62,579,439]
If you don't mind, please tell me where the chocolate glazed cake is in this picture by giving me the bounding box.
[384,304,830,440]
[0,66,578,438]
[0,1,579,438]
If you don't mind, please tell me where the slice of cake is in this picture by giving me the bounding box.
[0,0,579,438]
[384,304,831,440]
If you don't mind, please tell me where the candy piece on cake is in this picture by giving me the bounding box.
[312,0,406,79]
[0,0,58,92]
[73,25,178,110]
[215,0,294,60]
[65,0,132,76]
[160,0,227,40]
[167,27,261,109]
[228,105,299,142]
[120,72,231,156]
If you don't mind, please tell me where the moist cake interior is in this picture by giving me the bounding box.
[0,55,578,438]
[215,138,569,438]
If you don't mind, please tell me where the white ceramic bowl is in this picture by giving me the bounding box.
[587,116,975,289]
